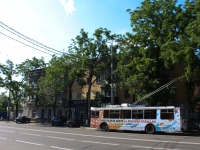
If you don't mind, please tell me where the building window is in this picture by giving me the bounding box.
[100,70,109,81]
[41,109,44,119]
[112,73,117,81]
[86,78,89,85]
[96,76,100,83]
[96,92,100,98]
[107,90,116,97]
[48,109,51,119]
[124,90,130,98]
[32,110,36,118]
[77,93,81,100]
[77,78,81,85]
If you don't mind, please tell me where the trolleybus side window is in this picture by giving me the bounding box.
[132,110,143,119]
[91,111,99,118]
[144,110,156,119]
[161,109,174,119]
[121,110,131,119]
[104,110,109,118]
[110,110,120,118]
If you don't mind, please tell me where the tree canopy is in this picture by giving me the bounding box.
[116,0,200,105]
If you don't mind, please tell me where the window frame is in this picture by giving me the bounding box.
[91,111,100,118]
[77,93,81,100]
[124,90,130,98]
[160,109,174,120]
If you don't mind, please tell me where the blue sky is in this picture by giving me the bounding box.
[0,0,185,65]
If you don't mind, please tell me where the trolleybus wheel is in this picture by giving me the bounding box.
[145,124,155,134]
[100,123,108,131]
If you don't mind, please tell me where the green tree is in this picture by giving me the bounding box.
[37,56,65,116]
[0,60,25,117]
[117,0,184,105]
[160,0,200,108]
[179,0,200,108]
[16,57,46,93]
[161,0,200,81]
[69,28,114,124]
[0,92,11,111]
[16,57,46,110]
[38,55,84,117]
[61,54,85,119]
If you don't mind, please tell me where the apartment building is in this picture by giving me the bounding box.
[22,64,200,128]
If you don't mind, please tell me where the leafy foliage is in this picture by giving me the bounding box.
[117,0,185,105]
[68,28,114,102]
[0,60,25,116]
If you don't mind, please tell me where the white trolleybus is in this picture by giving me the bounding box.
[90,104,187,134]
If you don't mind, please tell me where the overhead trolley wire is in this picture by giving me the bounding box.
[0,21,63,54]
[0,31,52,56]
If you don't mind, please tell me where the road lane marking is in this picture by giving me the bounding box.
[47,136,75,141]
[0,137,6,139]
[15,140,43,146]
[0,130,15,133]
[50,146,73,150]
[1,126,200,146]
[94,133,103,134]
[82,140,119,146]
[20,132,41,136]
[65,130,74,131]
[171,137,184,140]
[127,134,138,136]
[132,146,180,150]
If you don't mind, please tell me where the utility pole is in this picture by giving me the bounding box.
[110,43,114,105]
[7,91,10,122]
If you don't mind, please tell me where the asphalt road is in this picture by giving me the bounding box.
[0,121,200,150]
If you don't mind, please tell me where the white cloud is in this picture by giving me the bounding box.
[60,0,76,17]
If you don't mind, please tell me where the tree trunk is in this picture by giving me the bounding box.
[87,83,92,127]
[53,95,57,116]
[15,103,18,118]
[68,86,72,119]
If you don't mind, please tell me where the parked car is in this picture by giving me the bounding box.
[66,118,81,127]
[15,116,31,123]
[51,116,67,126]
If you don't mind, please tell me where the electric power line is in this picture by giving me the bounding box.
[0,31,52,56]
[0,21,64,54]
[0,24,62,55]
